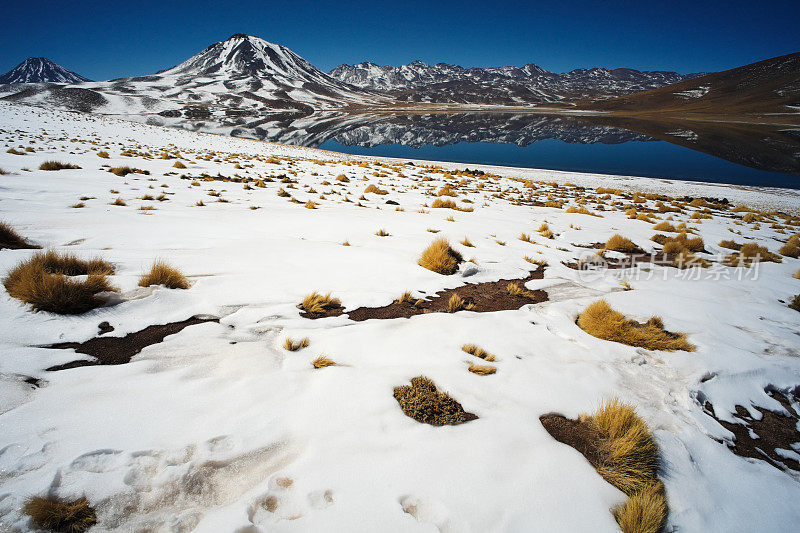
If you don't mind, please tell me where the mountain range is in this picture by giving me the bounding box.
[0,34,797,143]
[329,61,702,105]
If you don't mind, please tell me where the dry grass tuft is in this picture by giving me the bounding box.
[506,282,538,299]
[604,234,642,253]
[3,250,116,314]
[461,344,496,361]
[0,222,38,249]
[39,161,80,171]
[779,235,800,258]
[364,184,388,195]
[468,362,497,375]
[393,376,476,426]
[109,166,148,176]
[97,151,110,158]
[284,337,310,351]
[718,239,742,251]
[300,292,342,314]
[312,355,336,368]
[138,260,189,289]
[396,291,414,304]
[538,223,554,239]
[724,243,782,266]
[652,221,676,232]
[23,496,97,533]
[524,256,548,268]
[460,237,474,247]
[577,300,694,351]
[375,228,390,237]
[614,481,668,533]
[173,160,186,169]
[789,295,800,312]
[418,239,463,275]
[109,197,126,206]
[660,233,704,254]
[589,398,660,496]
[519,233,533,243]
[447,293,475,312]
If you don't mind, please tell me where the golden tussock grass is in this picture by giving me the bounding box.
[468,362,497,375]
[71,202,85,208]
[718,239,742,250]
[461,343,495,361]
[577,300,694,351]
[672,250,711,269]
[0,222,37,249]
[109,166,148,176]
[173,160,187,169]
[396,291,414,304]
[418,239,463,275]
[110,197,126,206]
[375,228,390,237]
[300,292,342,314]
[524,256,548,268]
[312,355,336,368]
[364,184,388,195]
[538,223,554,239]
[604,234,642,253]
[336,174,349,182]
[588,398,660,495]
[97,151,110,158]
[724,243,782,266]
[506,282,538,298]
[431,198,473,212]
[39,161,81,171]
[3,250,116,314]
[779,235,800,258]
[652,221,676,232]
[138,261,189,289]
[614,481,668,533]
[23,496,97,533]
[460,237,474,247]
[519,233,533,243]
[304,200,317,209]
[447,293,475,312]
[565,206,600,217]
[660,233,704,254]
[393,376,475,426]
[284,337,310,351]
[7,148,25,155]
[794,269,800,279]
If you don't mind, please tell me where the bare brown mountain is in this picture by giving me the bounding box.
[585,52,800,121]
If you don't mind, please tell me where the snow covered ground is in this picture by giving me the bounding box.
[0,102,799,532]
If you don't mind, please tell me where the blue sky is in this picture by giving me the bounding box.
[1,0,797,80]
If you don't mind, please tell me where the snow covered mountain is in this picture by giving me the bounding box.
[330,61,701,105]
[1,35,385,127]
[0,57,90,84]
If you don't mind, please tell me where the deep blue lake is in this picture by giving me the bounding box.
[286,112,800,189]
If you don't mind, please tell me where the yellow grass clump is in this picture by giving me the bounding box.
[138,261,189,289]
[447,293,475,312]
[393,376,475,426]
[461,343,496,361]
[97,151,110,158]
[652,221,676,232]
[39,161,80,171]
[284,337,310,351]
[0,222,38,249]
[460,236,474,247]
[109,166,148,176]
[468,362,497,375]
[604,234,642,253]
[577,300,694,351]
[724,243,782,266]
[614,481,668,533]
[23,496,97,533]
[506,282,538,298]
[418,239,463,275]
[364,184,388,195]
[3,250,116,314]
[660,233,704,254]
[375,228,390,236]
[300,292,342,314]
[524,256,548,268]
[538,223,554,239]
[779,235,800,258]
[312,355,336,368]
[173,160,187,169]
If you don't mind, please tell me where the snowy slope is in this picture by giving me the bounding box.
[0,57,90,84]
[0,102,800,532]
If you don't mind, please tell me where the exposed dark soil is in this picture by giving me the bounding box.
[540,414,603,467]
[702,389,800,473]
[46,316,218,370]
[341,268,546,321]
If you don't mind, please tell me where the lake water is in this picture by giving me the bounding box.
[268,112,800,189]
